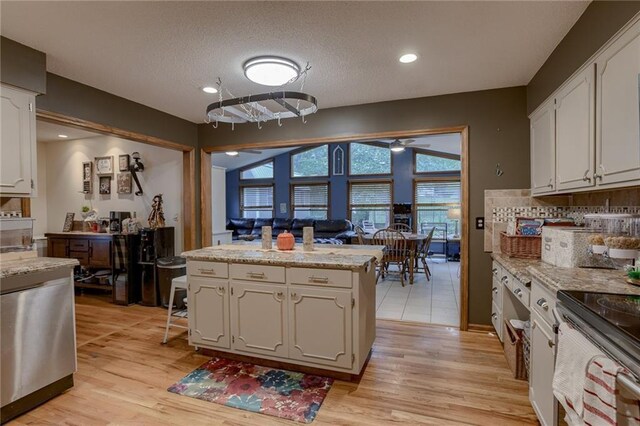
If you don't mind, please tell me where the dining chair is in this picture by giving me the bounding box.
[372,229,410,286]
[388,222,412,232]
[354,225,365,245]
[416,227,435,280]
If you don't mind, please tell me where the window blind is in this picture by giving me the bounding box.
[415,181,460,205]
[241,186,273,209]
[350,182,392,207]
[292,184,328,208]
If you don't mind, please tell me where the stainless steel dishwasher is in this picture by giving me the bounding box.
[1,267,77,423]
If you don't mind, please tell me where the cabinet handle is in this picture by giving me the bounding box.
[547,179,554,188]
[491,313,497,320]
[247,272,266,279]
[218,286,225,293]
[514,288,523,298]
[291,292,298,300]
[492,286,498,294]
[492,268,498,275]
[548,339,555,348]
[276,291,284,298]
[582,170,592,182]
[593,173,603,181]
[309,276,329,283]
[536,298,549,311]
[199,268,216,275]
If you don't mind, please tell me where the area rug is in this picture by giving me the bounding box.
[168,357,333,423]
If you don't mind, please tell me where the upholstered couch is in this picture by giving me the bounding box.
[226,218,356,243]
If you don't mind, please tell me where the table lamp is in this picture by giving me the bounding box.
[447,208,461,238]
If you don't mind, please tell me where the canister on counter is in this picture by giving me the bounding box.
[262,226,272,249]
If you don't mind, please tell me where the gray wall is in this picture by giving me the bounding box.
[199,87,531,326]
[0,36,46,94]
[527,1,640,114]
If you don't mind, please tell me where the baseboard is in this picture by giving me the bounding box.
[467,323,494,333]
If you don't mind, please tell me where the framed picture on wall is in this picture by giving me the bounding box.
[99,176,111,194]
[82,161,93,194]
[95,156,113,175]
[117,173,132,194]
[119,154,130,172]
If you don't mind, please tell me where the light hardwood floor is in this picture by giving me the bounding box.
[10,294,537,425]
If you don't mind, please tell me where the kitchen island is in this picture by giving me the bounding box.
[181,243,383,376]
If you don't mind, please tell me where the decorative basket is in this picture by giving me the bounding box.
[500,232,541,259]
[503,320,528,381]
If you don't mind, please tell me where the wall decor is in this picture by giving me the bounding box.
[99,176,111,194]
[95,156,113,175]
[148,194,166,229]
[117,172,132,194]
[62,212,75,232]
[82,161,93,194]
[332,146,344,175]
[119,154,130,172]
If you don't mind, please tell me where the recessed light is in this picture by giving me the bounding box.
[225,151,239,157]
[57,134,68,138]
[243,56,300,86]
[202,86,218,94]
[399,53,418,64]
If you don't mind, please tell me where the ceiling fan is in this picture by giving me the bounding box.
[224,149,263,157]
[373,138,417,152]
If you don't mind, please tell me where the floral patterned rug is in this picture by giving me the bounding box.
[168,357,333,423]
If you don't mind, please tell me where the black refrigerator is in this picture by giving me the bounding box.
[138,227,175,306]
[112,234,141,305]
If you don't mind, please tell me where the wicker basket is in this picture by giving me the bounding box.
[500,232,541,259]
[503,320,528,381]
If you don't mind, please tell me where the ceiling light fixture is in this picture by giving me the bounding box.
[243,56,300,86]
[390,140,406,152]
[399,53,418,64]
[57,134,68,138]
[225,151,239,157]
[202,86,218,94]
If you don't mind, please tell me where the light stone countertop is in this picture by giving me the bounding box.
[491,254,640,296]
[182,243,384,271]
[0,257,79,279]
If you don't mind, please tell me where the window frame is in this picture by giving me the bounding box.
[238,158,275,181]
[289,144,330,179]
[289,181,331,220]
[239,183,275,219]
[412,177,461,234]
[347,178,394,228]
[413,148,461,175]
[348,142,393,177]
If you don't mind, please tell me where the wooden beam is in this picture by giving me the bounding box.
[459,126,470,331]
[200,149,212,248]
[182,150,196,251]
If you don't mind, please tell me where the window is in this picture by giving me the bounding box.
[291,145,329,177]
[240,160,274,179]
[240,185,273,218]
[415,150,461,173]
[414,180,461,232]
[349,143,391,175]
[349,181,392,229]
[291,183,329,219]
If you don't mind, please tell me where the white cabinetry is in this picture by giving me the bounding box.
[595,20,640,187]
[530,99,556,195]
[555,65,596,191]
[0,84,37,196]
[188,277,230,348]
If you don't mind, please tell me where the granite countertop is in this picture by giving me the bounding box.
[491,254,640,296]
[0,257,79,279]
[45,232,113,237]
[182,243,384,271]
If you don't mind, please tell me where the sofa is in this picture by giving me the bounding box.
[226,218,356,243]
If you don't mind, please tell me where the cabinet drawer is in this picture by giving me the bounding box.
[288,267,352,289]
[230,263,285,284]
[491,301,503,342]
[508,279,530,307]
[531,279,556,327]
[69,250,89,266]
[491,277,503,309]
[188,261,229,279]
[69,239,88,251]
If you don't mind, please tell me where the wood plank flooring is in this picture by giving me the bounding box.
[10,294,537,425]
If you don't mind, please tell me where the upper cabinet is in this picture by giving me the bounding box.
[530,17,640,196]
[530,98,556,195]
[595,20,640,187]
[0,84,37,196]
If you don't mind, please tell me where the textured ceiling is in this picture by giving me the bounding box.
[36,120,101,143]
[1,1,588,123]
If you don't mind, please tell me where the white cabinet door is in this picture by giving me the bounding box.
[289,287,352,369]
[230,281,288,358]
[0,85,36,195]
[530,99,556,195]
[529,312,557,426]
[555,65,596,191]
[595,20,640,187]
[188,277,230,348]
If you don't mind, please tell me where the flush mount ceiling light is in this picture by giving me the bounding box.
[399,53,418,64]
[57,134,68,138]
[202,86,218,94]
[225,151,239,157]
[390,140,406,152]
[243,56,300,86]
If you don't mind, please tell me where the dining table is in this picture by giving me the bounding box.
[362,231,430,285]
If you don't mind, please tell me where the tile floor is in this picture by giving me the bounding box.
[375,258,461,327]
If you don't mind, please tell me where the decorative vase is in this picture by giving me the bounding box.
[303,227,314,251]
[262,226,272,249]
[277,231,295,251]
